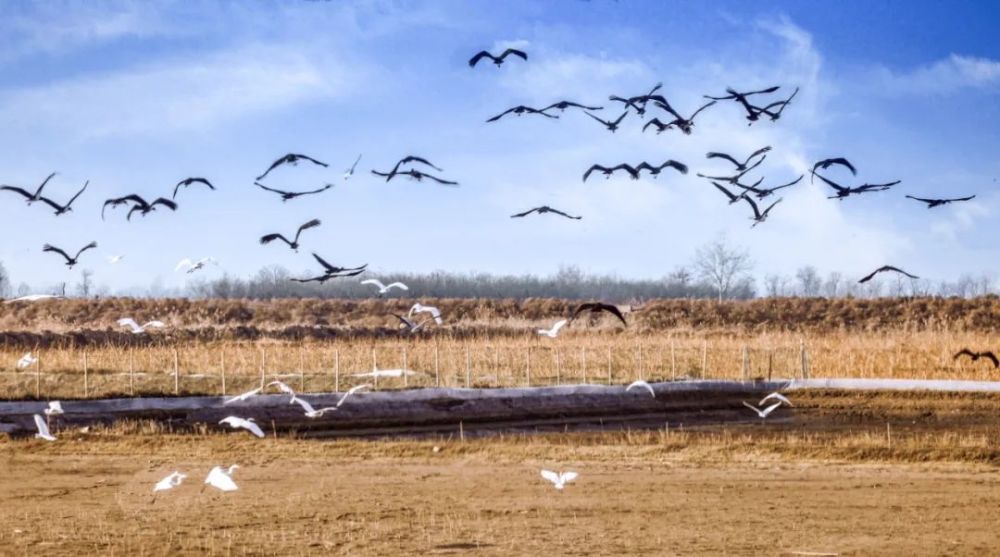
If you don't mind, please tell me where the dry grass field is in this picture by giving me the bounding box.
[1,390,998,556]
[0,296,998,399]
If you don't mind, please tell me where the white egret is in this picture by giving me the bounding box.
[343,154,362,180]
[223,386,262,405]
[219,416,265,438]
[43,401,64,416]
[266,380,296,397]
[175,257,216,274]
[16,352,37,370]
[352,368,419,378]
[33,414,56,441]
[107,255,124,264]
[153,471,187,493]
[625,380,655,398]
[203,465,239,492]
[743,400,783,420]
[759,392,793,407]
[361,279,409,295]
[408,303,443,325]
[292,383,371,417]
[537,319,568,338]
[117,318,165,334]
[4,294,63,303]
[540,470,578,490]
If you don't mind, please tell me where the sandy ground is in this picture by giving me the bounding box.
[1,423,998,556]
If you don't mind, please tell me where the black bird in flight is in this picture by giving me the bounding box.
[583,163,640,181]
[372,169,458,186]
[468,48,527,67]
[541,100,603,113]
[510,206,581,220]
[953,349,999,368]
[290,253,367,283]
[651,99,717,134]
[372,156,444,182]
[811,157,857,181]
[585,110,628,132]
[102,194,177,220]
[752,86,799,123]
[712,182,750,205]
[37,180,89,216]
[811,172,899,200]
[256,153,328,181]
[0,172,57,205]
[705,146,772,172]
[608,82,662,116]
[636,160,689,178]
[486,105,558,123]
[570,302,628,327]
[173,177,214,199]
[905,195,976,208]
[858,265,919,283]
[744,196,782,227]
[697,159,766,185]
[254,182,333,201]
[43,241,97,268]
[734,175,803,199]
[705,86,781,121]
[260,218,321,251]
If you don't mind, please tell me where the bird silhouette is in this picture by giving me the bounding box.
[486,105,558,123]
[584,110,628,132]
[172,177,214,199]
[260,218,321,251]
[743,196,782,227]
[858,265,919,283]
[468,48,527,67]
[254,182,333,201]
[570,302,627,327]
[705,147,771,171]
[905,195,976,208]
[811,172,899,200]
[0,172,57,205]
[652,99,717,134]
[541,100,603,113]
[510,206,581,219]
[952,349,999,368]
[43,241,97,268]
[256,153,328,181]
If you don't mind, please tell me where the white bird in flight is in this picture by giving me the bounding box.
[352,367,419,378]
[5,294,63,303]
[33,414,56,441]
[153,471,187,493]
[175,257,216,274]
[223,386,262,405]
[44,401,64,416]
[408,303,443,325]
[266,380,297,397]
[343,154,362,180]
[759,392,793,407]
[626,380,655,398]
[107,255,124,264]
[117,318,165,334]
[361,279,409,295]
[290,384,370,418]
[16,352,37,370]
[537,319,568,338]
[743,400,783,420]
[540,470,578,490]
[219,416,265,438]
[203,465,239,492]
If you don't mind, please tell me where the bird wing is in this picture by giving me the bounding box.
[982,352,1000,368]
[117,318,140,332]
[290,396,317,414]
[337,383,371,407]
[706,152,742,168]
[905,195,935,204]
[560,472,578,484]
[386,282,408,291]
[74,241,98,259]
[761,198,783,216]
[311,253,338,273]
[0,185,34,199]
[600,304,627,326]
[551,319,568,333]
[254,181,288,195]
[810,171,847,192]
[610,111,628,125]
[468,50,494,67]
[626,380,655,397]
[34,414,53,439]
[243,420,265,438]
[952,348,975,360]
[486,107,517,122]
[143,321,165,329]
[582,164,610,181]
[712,182,741,202]
[174,258,194,271]
[759,392,792,406]
[361,279,386,289]
[293,218,322,242]
[660,160,688,174]
[584,111,609,126]
[260,233,292,246]
[510,207,540,218]
[813,157,857,176]
[857,268,880,283]
[297,184,334,195]
[399,156,443,172]
[760,402,783,417]
[63,181,89,208]
[546,207,579,219]
[540,470,560,485]
[687,99,717,120]
[743,196,762,219]
[500,48,527,61]
[419,172,459,186]
[742,400,763,417]
[150,198,178,211]
[879,265,919,279]
[769,175,804,191]
[744,146,772,165]
[42,244,73,262]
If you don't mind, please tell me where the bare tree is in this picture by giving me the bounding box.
[0,261,9,298]
[693,238,754,302]
[75,269,94,298]
[764,274,789,297]
[795,266,821,297]
[822,272,842,298]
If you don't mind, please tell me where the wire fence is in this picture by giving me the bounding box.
[0,333,995,400]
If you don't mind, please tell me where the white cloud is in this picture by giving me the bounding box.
[875,54,1000,95]
[0,43,361,138]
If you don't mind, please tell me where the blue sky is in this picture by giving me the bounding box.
[0,0,998,294]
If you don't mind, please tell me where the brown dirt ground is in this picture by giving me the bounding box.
[0,392,998,556]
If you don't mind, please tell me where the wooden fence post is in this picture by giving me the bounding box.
[402,346,408,388]
[670,339,676,381]
[299,349,305,393]
[260,348,266,389]
[555,349,561,385]
[434,342,440,387]
[173,348,180,395]
[465,346,471,388]
[34,353,40,399]
[526,346,531,387]
[799,339,806,379]
[741,346,749,381]
[334,349,340,392]
[701,340,708,379]
[494,346,500,388]
[83,351,89,399]
[129,349,135,396]
[372,348,379,391]
[220,349,227,396]
[581,347,587,384]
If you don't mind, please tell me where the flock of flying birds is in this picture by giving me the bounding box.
[2,47,977,290]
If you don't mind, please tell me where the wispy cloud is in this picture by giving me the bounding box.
[0,42,362,138]
[874,54,1000,95]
